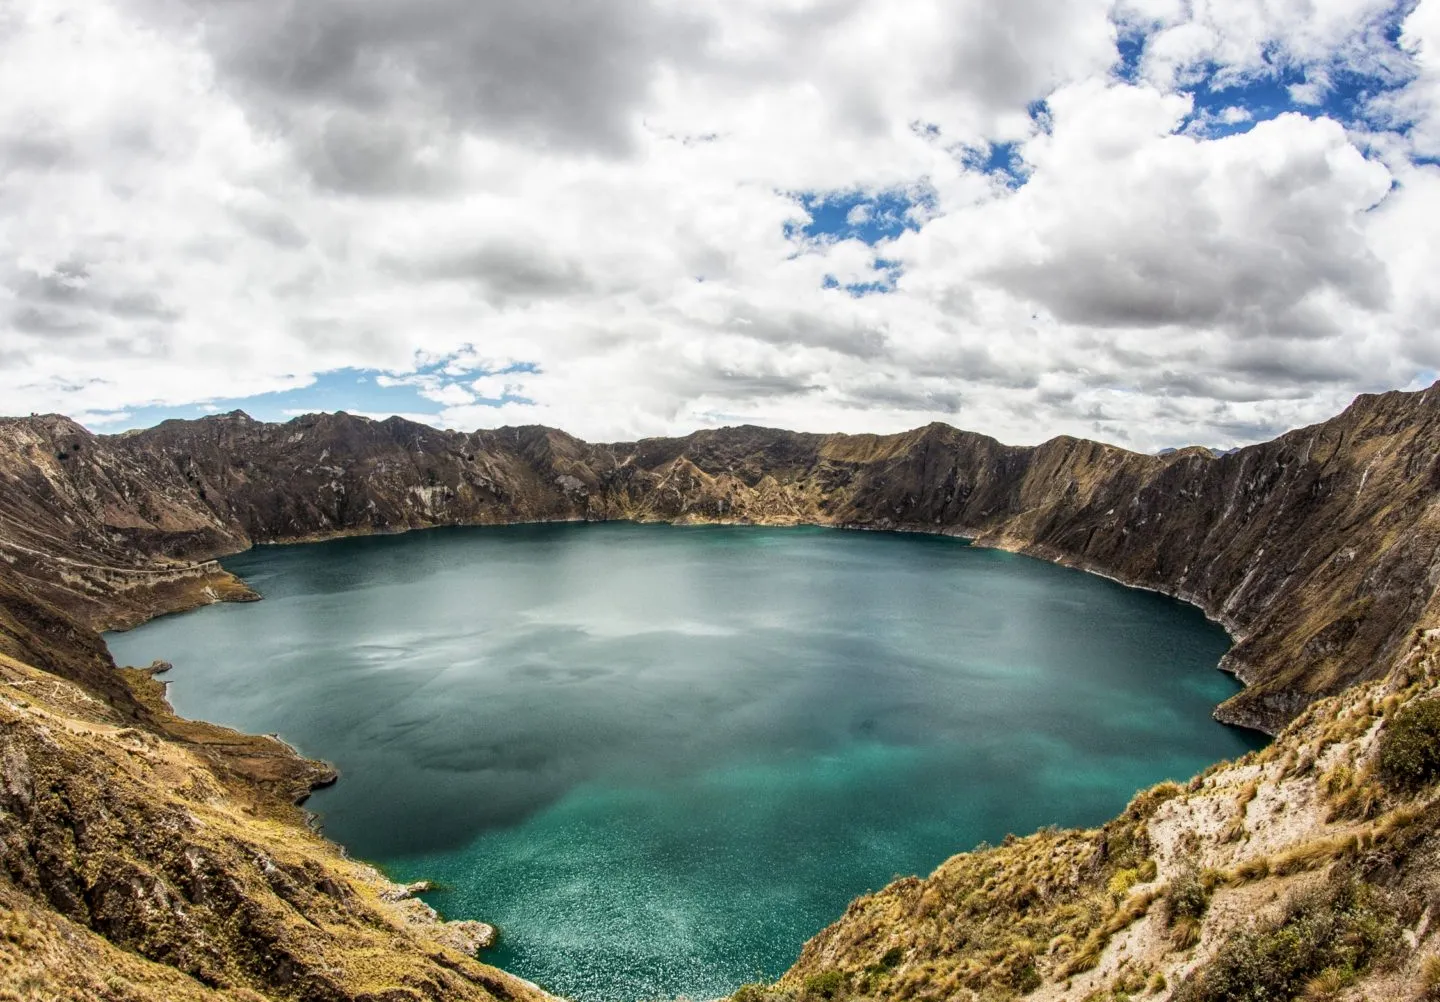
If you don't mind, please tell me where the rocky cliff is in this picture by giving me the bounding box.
[4,386,1440,1000]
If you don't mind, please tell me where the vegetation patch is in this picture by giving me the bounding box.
[1172,879,1400,1002]
[1322,762,1385,822]
[1378,698,1440,792]
[1418,955,1440,1002]
[803,971,847,999]
[773,791,1172,1002]
[1222,780,1260,843]
[1162,863,1211,950]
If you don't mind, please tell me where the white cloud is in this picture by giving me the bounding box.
[0,0,1437,454]
[1135,0,1408,92]
[1371,0,1440,159]
[470,375,528,401]
[1288,79,1329,106]
[420,382,477,406]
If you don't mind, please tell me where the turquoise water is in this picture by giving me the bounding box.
[106,523,1262,1001]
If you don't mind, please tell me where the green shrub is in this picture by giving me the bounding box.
[1171,880,1397,1002]
[858,946,906,994]
[1165,865,1211,925]
[1378,699,1440,792]
[1013,962,1042,994]
[1109,867,1140,897]
[803,971,847,1000]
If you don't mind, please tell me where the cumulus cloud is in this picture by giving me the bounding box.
[1372,0,1440,158]
[1122,0,1411,93]
[974,101,1391,333]
[0,0,1438,452]
[136,0,702,163]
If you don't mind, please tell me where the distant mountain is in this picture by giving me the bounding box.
[1157,445,1241,457]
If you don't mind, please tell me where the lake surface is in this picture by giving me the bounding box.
[107,523,1263,1002]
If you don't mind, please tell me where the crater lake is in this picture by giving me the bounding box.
[106,522,1263,1002]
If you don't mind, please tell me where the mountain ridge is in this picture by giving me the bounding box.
[10,385,1440,732]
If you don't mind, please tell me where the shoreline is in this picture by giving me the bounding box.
[106,516,1267,740]
[103,514,1269,847]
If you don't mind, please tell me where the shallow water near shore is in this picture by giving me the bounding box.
[107,522,1264,1002]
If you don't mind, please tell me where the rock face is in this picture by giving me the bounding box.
[4,387,1440,1000]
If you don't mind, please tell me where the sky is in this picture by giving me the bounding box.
[3,0,1440,451]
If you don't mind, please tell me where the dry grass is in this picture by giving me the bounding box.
[1222,780,1261,843]
[1417,954,1440,1001]
[0,656,548,1002]
[1301,966,1353,1001]
[747,645,1440,1002]
[1169,916,1203,950]
[1270,835,1359,876]
[1229,855,1271,884]
[770,780,1183,999]
[1327,770,1386,822]
[1062,890,1159,975]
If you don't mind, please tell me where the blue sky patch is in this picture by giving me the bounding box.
[1108,1,1419,140]
[1183,66,1308,137]
[1181,58,1414,139]
[787,187,932,245]
[1114,30,1146,84]
[787,188,932,294]
[1171,2,1416,138]
[960,141,1029,188]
